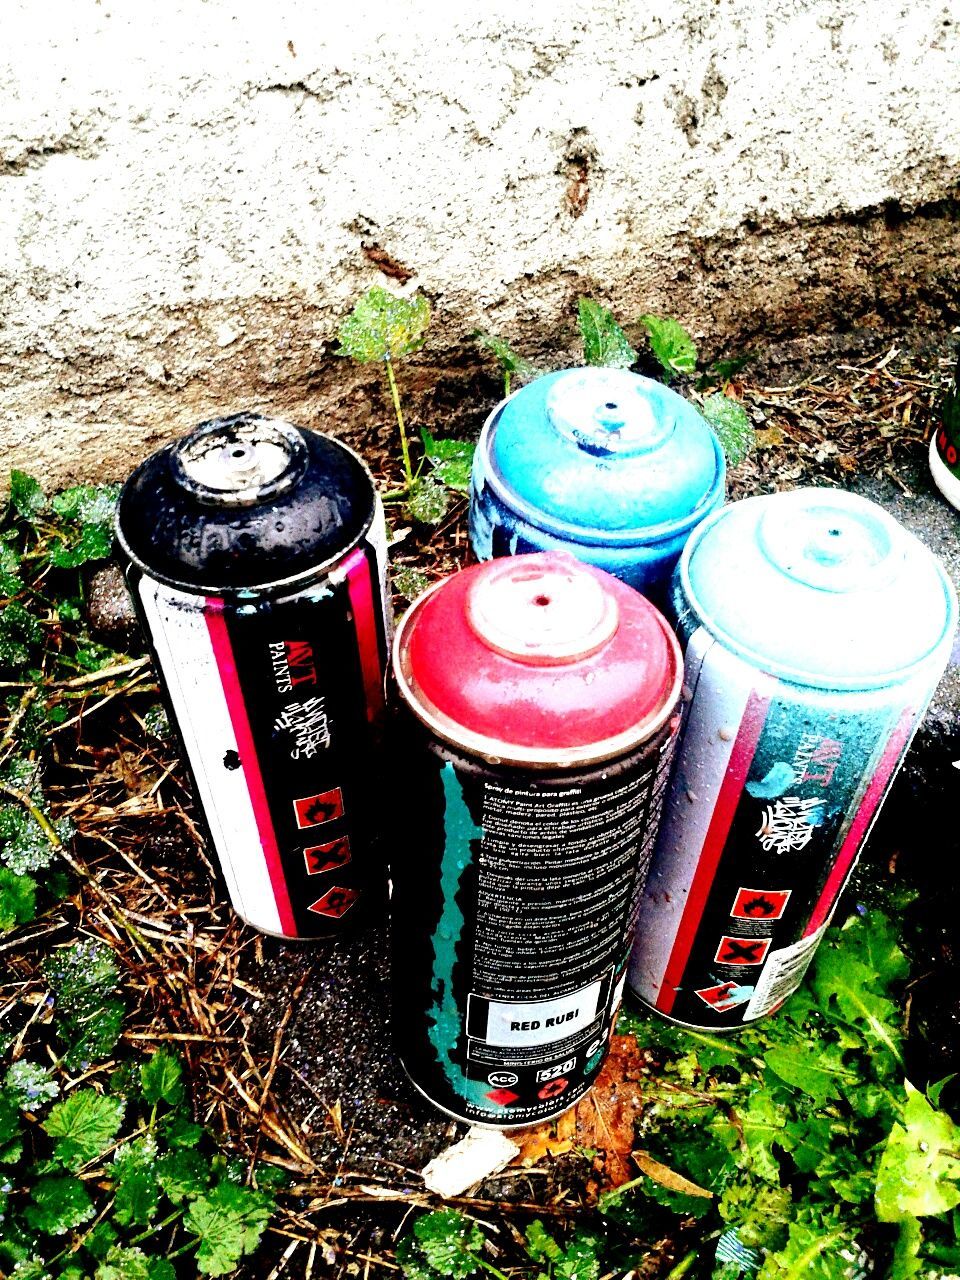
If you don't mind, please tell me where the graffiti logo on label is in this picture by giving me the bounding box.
[755,796,823,853]
[274,696,331,759]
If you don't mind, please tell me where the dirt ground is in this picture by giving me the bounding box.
[5,323,959,1277]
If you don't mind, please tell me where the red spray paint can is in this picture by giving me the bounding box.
[391,552,682,1126]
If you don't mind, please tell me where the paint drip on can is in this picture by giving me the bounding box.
[468,368,725,594]
[391,552,682,1126]
[115,413,391,939]
[629,488,958,1028]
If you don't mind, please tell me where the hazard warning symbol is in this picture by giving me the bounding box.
[303,837,351,876]
[714,935,771,966]
[731,887,791,920]
[695,981,754,1012]
[294,787,345,829]
[486,1087,520,1106]
[307,885,359,918]
[537,1078,569,1100]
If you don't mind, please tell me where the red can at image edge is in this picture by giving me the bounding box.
[390,552,682,1127]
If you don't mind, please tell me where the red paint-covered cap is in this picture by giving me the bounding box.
[393,552,682,767]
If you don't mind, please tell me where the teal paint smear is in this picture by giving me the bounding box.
[426,763,492,1110]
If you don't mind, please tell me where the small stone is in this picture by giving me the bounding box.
[86,563,143,651]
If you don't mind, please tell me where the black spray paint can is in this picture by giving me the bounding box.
[116,413,391,938]
[391,552,682,1126]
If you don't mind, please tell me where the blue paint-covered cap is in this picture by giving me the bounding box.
[680,488,958,689]
[479,368,724,546]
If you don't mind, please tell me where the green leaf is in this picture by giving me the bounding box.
[710,1088,787,1183]
[928,1075,957,1109]
[812,945,903,1070]
[555,1230,603,1280]
[86,1221,119,1260]
[578,299,637,370]
[393,565,431,603]
[24,1175,95,1235]
[525,1220,562,1263]
[891,1217,923,1280]
[336,287,430,364]
[781,1113,836,1174]
[51,484,120,525]
[473,331,538,380]
[758,1217,852,1280]
[43,1089,125,1170]
[9,472,46,518]
[638,314,698,380]
[140,1049,184,1107]
[183,1182,273,1276]
[701,393,756,466]
[161,1109,203,1149]
[407,475,450,525]
[411,1210,485,1279]
[876,1082,960,1222]
[719,1180,792,1252]
[708,353,754,383]
[44,939,125,1067]
[420,429,475,493]
[0,867,37,931]
[95,1246,153,1280]
[156,1148,211,1203]
[48,523,115,569]
[0,544,23,596]
[763,1042,856,1108]
[113,1136,160,1227]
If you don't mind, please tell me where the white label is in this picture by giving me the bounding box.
[743,925,827,1021]
[138,579,283,935]
[468,977,604,1048]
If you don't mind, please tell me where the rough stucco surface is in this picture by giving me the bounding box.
[1,0,959,486]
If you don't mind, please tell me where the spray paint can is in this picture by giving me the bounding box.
[629,488,957,1028]
[391,552,682,1125]
[468,368,725,594]
[116,413,391,939]
[929,353,960,511]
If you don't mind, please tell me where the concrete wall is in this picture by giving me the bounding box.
[1,0,959,486]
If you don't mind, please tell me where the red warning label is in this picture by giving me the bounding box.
[294,788,345,829]
[307,885,359,918]
[731,887,791,920]
[486,1087,520,1106]
[537,1078,569,1100]
[695,981,754,1012]
[303,837,352,876]
[714,935,771,966]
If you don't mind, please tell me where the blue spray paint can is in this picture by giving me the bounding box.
[468,368,725,594]
[629,488,957,1028]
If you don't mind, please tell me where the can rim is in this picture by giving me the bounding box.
[678,491,960,690]
[392,576,683,769]
[475,392,726,547]
[115,426,381,597]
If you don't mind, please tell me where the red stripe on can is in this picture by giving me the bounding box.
[655,689,771,1014]
[204,600,298,936]
[804,703,916,937]
[342,546,385,723]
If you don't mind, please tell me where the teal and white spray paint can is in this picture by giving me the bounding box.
[629,488,957,1029]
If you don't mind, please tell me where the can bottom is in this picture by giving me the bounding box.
[233,910,377,944]
[398,1058,586,1132]
[628,992,749,1035]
